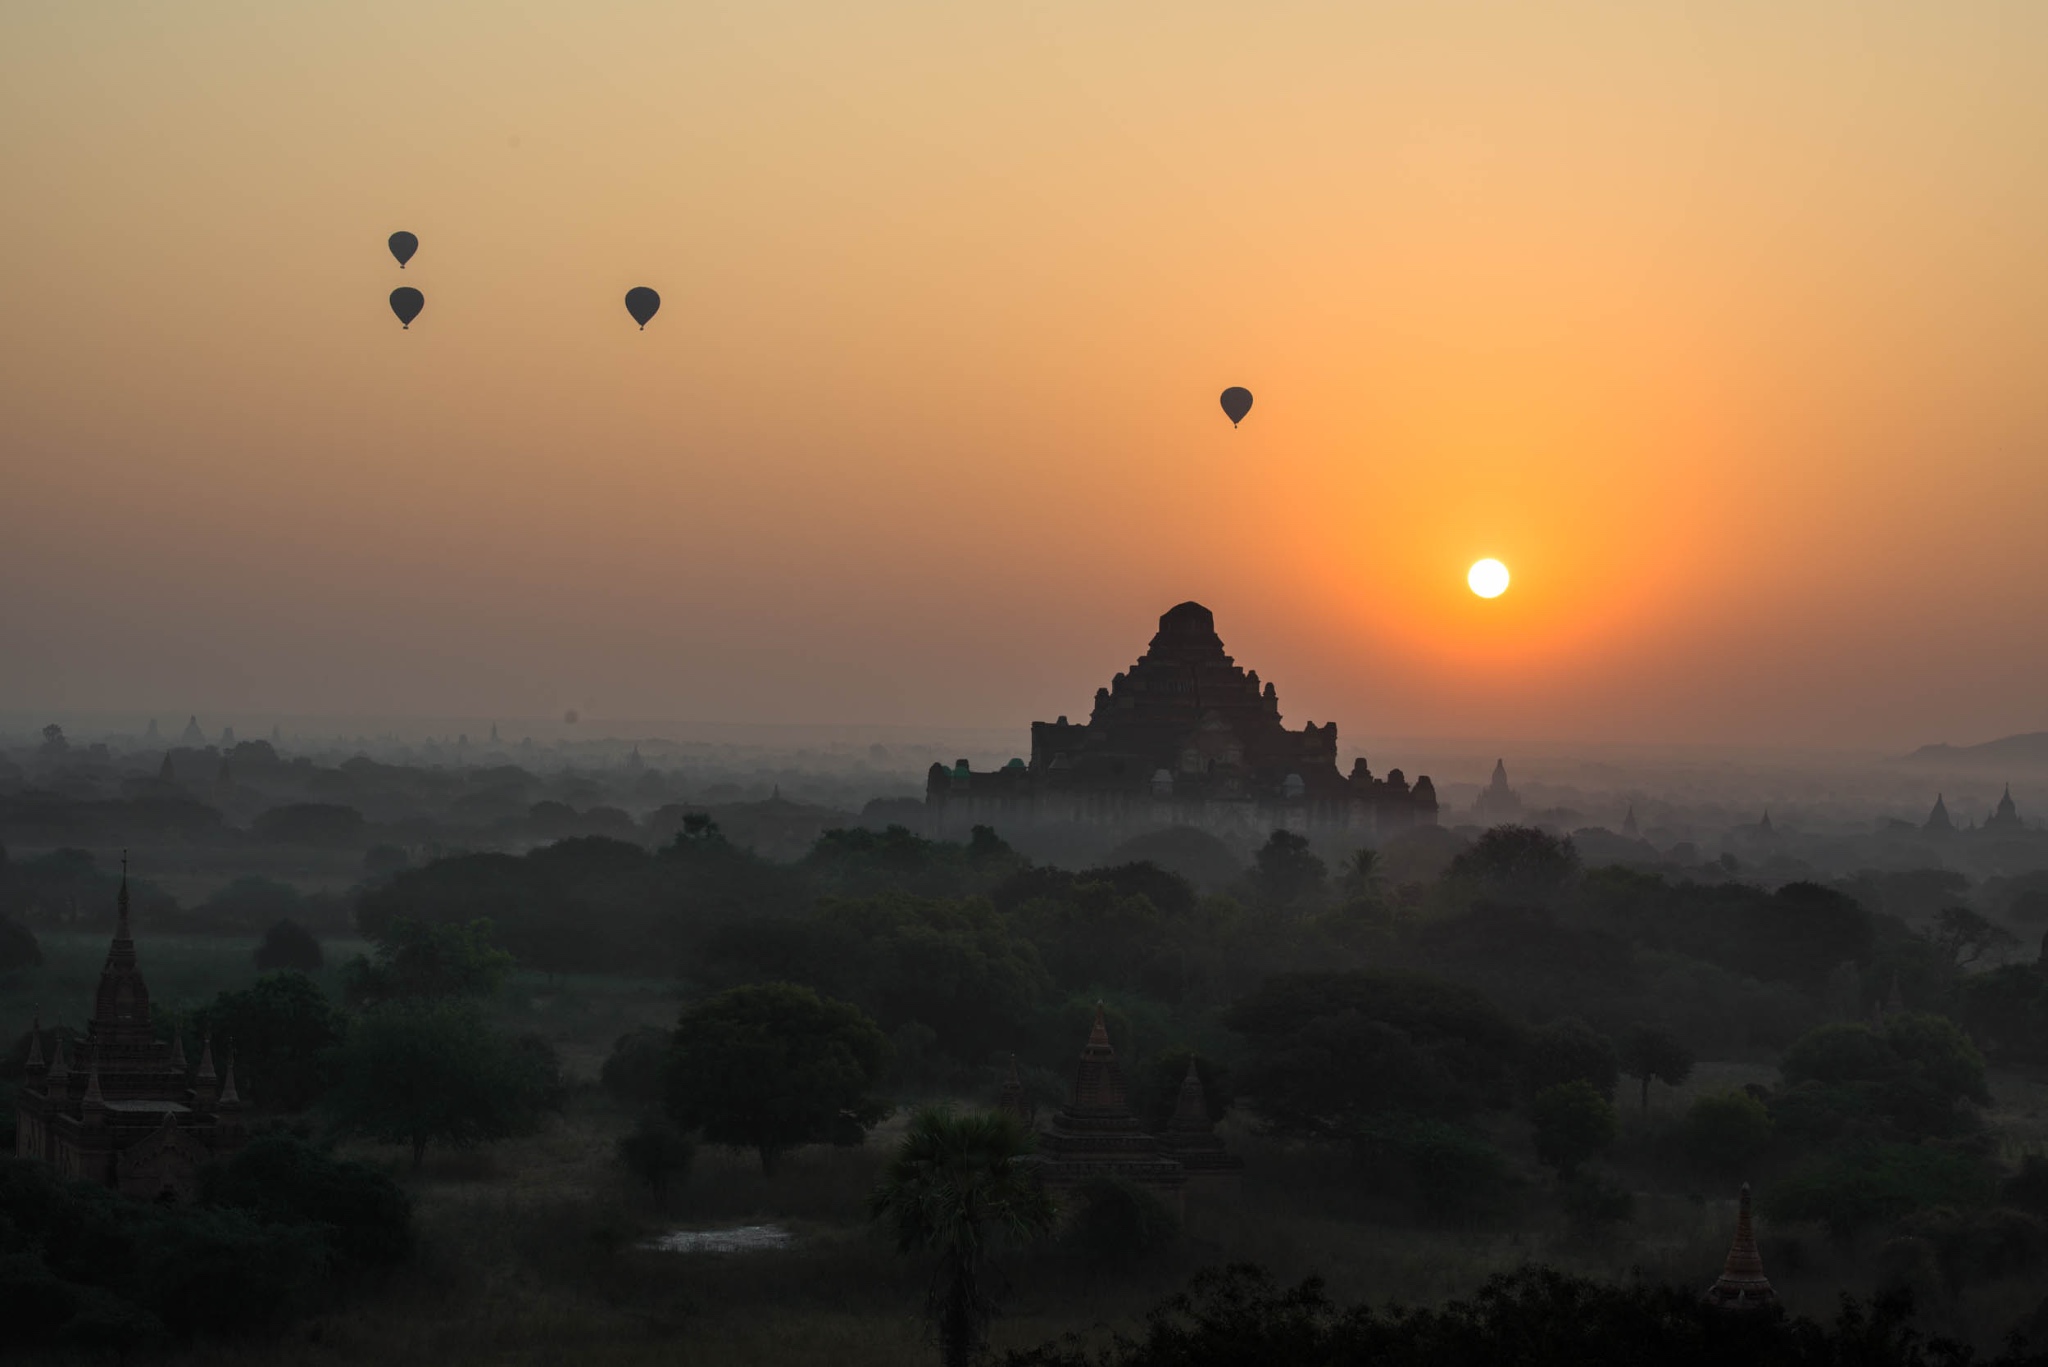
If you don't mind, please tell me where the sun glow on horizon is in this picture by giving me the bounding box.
[1468,559,1511,599]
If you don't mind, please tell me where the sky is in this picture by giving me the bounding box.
[4,2,2047,751]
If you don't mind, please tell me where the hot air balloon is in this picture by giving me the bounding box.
[390,287,424,329]
[388,231,418,268]
[624,287,661,329]
[1220,387,1253,427]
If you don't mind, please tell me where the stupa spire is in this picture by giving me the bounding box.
[1703,1183,1775,1309]
[26,1013,44,1069]
[1169,1057,1210,1132]
[47,1031,69,1080]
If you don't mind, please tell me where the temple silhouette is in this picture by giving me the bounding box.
[13,867,245,1200]
[926,602,1437,836]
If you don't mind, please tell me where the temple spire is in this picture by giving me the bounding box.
[196,1033,217,1083]
[115,852,132,943]
[1169,1057,1209,1132]
[26,1013,44,1069]
[47,1031,69,1080]
[1703,1183,1775,1309]
[219,1054,241,1109]
[82,1062,108,1112]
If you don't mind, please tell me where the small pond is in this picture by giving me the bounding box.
[641,1223,794,1254]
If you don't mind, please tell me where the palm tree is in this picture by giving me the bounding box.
[869,1106,1058,1367]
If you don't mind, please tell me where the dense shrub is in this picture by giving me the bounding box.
[1684,1091,1774,1174]
[252,918,323,971]
[1765,1143,1997,1241]
[199,1133,413,1273]
[1531,1081,1618,1177]
[600,1025,672,1113]
[0,916,41,973]
[1063,1177,1180,1260]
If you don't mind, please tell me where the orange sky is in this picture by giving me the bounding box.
[4,3,2046,749]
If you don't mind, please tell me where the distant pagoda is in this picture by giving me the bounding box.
[1703,1184,1775,1311]
[1473,758,1522,820]
[1985,784,2024,833]
[1925,793,1954,835]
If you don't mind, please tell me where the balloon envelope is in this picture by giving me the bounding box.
[389,287,424,329]
[1220,387,1254,426]
[388,231,418,268]
[624,287,660,329]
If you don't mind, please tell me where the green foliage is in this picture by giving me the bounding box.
[1955,965,2048,1065]
[191,971,347,1112]
[1443,826,1581,908]
[600,1025,671,1113]
[1683,1091,1774,1174]
[1227,970,1521,1142]
[0,916,41,973]
[1776,1013,1988,1142]
[666,982,891,1174]
[706,893,1051,1063]
[251,802,365,846]
[1531,1080,1618,1177]
[204,876,307,933]
[870,1106,1057,1367]
[2004,1154,2048,1215]
[1523,1018,1620,1102]
[198,1132,413,1273]
[324,1001,561,1168]
[1616,1022,1694,1112]
[1353,1114,1519,1220]
[616,1117,696,1200]
[0,1154,350,1348]
[341,916,514,1005]
[1253,830,1327,909]
[1001,1262,2001,1367]
[1930,906,2020,968]
[1063,1177,1181,1260]
[1765,1143,1998,1240]
[1560,1169,1635,1234]
[252,917,323,971]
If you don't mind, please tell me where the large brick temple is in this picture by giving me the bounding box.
[927,602,1437,836]
[14,867,245,1201]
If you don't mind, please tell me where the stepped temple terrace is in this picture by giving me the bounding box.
[13,867,244,1201]
[927,602,1438,836]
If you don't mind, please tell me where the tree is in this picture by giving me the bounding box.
[869,1107,1057,1367]
[1617,1022,1695,1113]
[1253,830,1327,910]
[1442,825,1581,908]
[198,1133,413,1273]
[202,876,306,933]
[600,1026,672,1113]
[0,916,41,974]
[340,916,514,1005]
[1063,1177,1180,1260]
[1530,1080,1617,1177]
[253,918,323,972]
[324,1001,560,1168]
[1523,1018,1620,1102]
[1931,906,2020,968]
[1683,1091,1772,1174]
[617,1118,695,1203]
[666,983,891,1174]
[194,972,346,1112]
[1227,971,1522,1142]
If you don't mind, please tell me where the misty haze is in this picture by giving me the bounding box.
[7,5,2048,1367]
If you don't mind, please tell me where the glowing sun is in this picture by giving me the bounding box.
[1468,559,1510,599]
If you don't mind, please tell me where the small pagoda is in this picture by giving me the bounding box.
[1158,1058,1243,1195]
[1033,1005,1186,1211]
[1703,1183,1775,1310]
